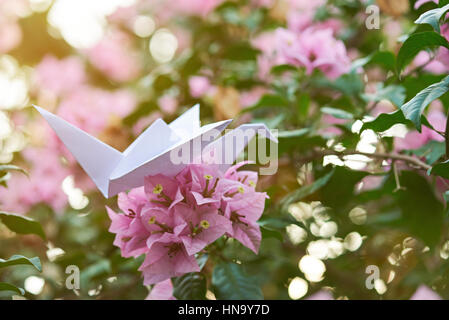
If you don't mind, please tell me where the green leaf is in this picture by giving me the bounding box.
[277,128,310,139]
[361,84,406,107]
[196,254,208,271]
[242,94,289,114]
[394,171,444,246]
[397,32,449,74]
[0,255,42,272]
[360,110,407,133]
[258,217,300,229]
[321,166,369,211]
[251,94,289,108]
[321,107,354,119]
[0,212,46,240]
[415,4,449,33]
[429,159,449,179]
[80,259,111,289]
[212,262,263,300]
[279,169,335,214]
[223,42,260,60]
[172,272,207,300]
[351,51,396,72]
[369,51,396,71]
[314,73,363,96]
[260,226,283,242]
[0,282,25,295]
[296,93,310,121]
[401,75,449,130]
[271,64,298,75]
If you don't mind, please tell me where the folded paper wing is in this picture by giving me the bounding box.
[34,104,277,198]
[202,123,278,173]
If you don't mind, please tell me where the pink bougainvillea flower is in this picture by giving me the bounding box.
[144,174,184,210]
[108,187,151,258]
[175,204,233,255]
[224,161,259,188]
[118,186,147,216]
[222,189,267,253]
[145,279,176,300]
[139,232,200,285]
[106,162,267,286]
[106,205,150,258]
[177,164,224,207]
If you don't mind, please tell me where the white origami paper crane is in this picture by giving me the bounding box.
[34,104,277,198]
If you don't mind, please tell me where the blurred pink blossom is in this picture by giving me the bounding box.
[0,146,69,213]
[253,27,350,80]
[57,87,136,136]
[34,55,86,96]
[395,101,446,151]
[410,285,442,300]
[171,0,224,17]
[240,87,268,108]
[86,30,140,83]
[0,19,21,53]
[359,175,385,192]
[189,76,213,98]
[306,290,334,300]
[287,11,342,35]
[320,114,347,136]
[158,95,178,115]
[288,0,326,11]
[251,31,286,79]
[277,27,351,79]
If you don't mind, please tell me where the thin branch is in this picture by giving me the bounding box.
[392,161,405,192]
[304,149,432,171]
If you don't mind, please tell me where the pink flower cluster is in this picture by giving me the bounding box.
[107,162,267,285]
[253,26,350,80]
